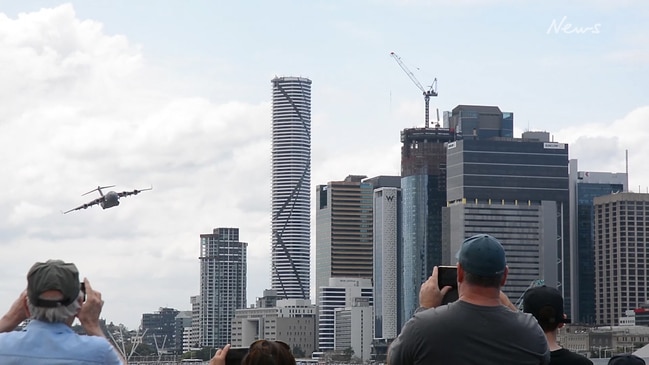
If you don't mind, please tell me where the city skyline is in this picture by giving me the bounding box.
[0,1,647,329]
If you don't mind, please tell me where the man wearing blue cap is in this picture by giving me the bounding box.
[389,234,550,365]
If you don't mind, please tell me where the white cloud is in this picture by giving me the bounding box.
[555,106,649,190]
[0,4,273,328]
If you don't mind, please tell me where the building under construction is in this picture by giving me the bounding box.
[399,126,457,323]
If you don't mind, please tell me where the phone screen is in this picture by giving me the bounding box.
[225,347,249,365]
[437,266,459,304]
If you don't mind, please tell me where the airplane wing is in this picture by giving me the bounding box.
[62,197,104,214]
[117,186,153,199]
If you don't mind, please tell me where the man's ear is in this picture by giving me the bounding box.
[457,264,465,283]
[500,266,509,286]
[22,296,30,317]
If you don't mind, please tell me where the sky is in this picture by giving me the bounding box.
[0,0,647,330]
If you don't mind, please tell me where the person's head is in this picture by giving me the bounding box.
[242,340,295,365]
[26,259,83,324]
[456,234,507,289]
[522,285,569,332]
[608,354,645,365]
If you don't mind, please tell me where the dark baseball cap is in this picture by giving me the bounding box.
[456,234,506,277]
[523,285,570,325]
[608,355,645,365]
[27,259,81,308]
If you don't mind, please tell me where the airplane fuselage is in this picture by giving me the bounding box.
[100,191,120,209]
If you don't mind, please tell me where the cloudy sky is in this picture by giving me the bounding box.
[0,0,647,329]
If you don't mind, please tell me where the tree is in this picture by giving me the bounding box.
[343,346,355,361]
[292,345,306,358]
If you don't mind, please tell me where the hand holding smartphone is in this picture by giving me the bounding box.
[225,347,249,365]
[437,265,459,304]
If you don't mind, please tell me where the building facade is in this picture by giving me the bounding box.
[569,159,628,324]
[318,278,373,352]
[231,297,317,356]
[445,104,513,140]
[594,193,649,326]
[315,175,374,302]
[399,127,456,321]
[189,295,201,350]
[175,311,192,354]
[140,307,180,353]
[365,176,401,339]
[334,298,373,362]
[199,228,247,347]
[271,76,312,300]
[444,134,570,308]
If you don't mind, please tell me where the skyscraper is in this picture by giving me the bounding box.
[568,160,627,324]
[444,133,570,309]
[399,126,456,321]
[315,175,374,299]
[199,227,247,348]
[271,76,312,300]
[594,192,649,325]
[365,175,401,339]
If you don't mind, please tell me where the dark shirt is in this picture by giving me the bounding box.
[389,300,550,365]
[550,348,593,365]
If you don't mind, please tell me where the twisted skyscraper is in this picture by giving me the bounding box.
[271,76,311,299]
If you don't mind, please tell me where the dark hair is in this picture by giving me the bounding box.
[464,271,503,288]
[242,340,296,365]
[536,306,560,332]
[608,354,645,365]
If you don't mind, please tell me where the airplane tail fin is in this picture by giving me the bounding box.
[82,185,116,196]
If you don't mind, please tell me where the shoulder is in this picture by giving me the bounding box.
[71,335,123,363]
[551,349,593,364]
[75,334,116,350]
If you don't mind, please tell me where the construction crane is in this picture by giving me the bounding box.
[514,279,546,310]
[390,51,438,128]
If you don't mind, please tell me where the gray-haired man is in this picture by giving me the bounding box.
[0,259,124,364]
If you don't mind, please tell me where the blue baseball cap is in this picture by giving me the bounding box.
[456,234,506,277]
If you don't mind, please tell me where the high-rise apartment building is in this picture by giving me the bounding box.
[444,133,570,309]
[199,228,247,347]
[569,159,628,324]
[315,175,374,300]
[271,76,312,300]
[594,193,649,325]
[365,175,401,339]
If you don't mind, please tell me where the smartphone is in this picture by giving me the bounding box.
[80,282,86,302]
[437,266,459,304]
[225,347,249,365]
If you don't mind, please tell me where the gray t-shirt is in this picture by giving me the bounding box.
[389,300,550,365]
